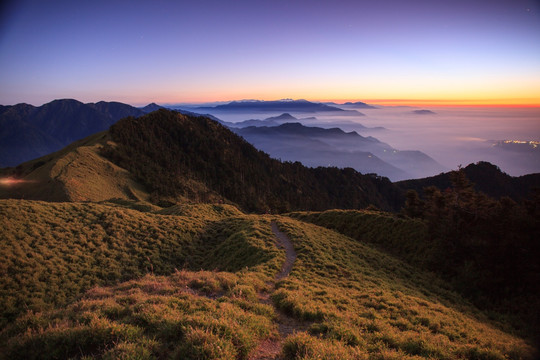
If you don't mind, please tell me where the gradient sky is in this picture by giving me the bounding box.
[1,0,539,106]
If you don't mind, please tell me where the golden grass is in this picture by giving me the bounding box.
[272,217,536,359]
[0,200,536,359]
[0,200,271,325]
[0,132,152,203]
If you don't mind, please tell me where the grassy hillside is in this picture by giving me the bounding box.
[287,209,430,267]
[0,132,150,202]
[274,218,535,359]
[0,200,284,359]
[287,204,540,341]
[0,200,536,359]
[0,199,260,325]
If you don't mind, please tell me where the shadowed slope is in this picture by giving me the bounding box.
[102,109,403,212]
[397,161,540,201]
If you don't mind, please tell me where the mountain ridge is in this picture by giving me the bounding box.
[1,109,403,212]
[234,122,447,180]
[397,161,540,201]
[0,99,146,167]
[197,99,364,114]
[2,109,537,210]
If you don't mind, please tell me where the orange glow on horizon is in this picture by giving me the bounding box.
[138,90,540,108]
[152,97,540,108]
[347,98,540,107]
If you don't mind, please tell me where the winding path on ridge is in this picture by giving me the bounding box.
[272,221,296,281]
[249,221,311,360]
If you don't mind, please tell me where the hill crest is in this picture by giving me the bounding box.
[1,109,402,211]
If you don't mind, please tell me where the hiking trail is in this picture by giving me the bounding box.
[248,221,311,360]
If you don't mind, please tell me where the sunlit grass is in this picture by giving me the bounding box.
[0,200,535,359]
[273,216,535,359]
[1,272,277,360]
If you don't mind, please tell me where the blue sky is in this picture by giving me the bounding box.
[1,0,539,105]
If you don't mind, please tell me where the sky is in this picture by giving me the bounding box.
[1,0,539,106]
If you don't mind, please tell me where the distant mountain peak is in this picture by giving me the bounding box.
[141,103,164,113]
[413,109,436,115]
[264,113,297,121]
[279,122,304,129]
[198,99,363,114]
[343,101,378,109]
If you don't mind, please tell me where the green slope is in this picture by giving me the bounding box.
[0,200,535,359]
[0,200,264,325]
[274,217,535,359]
[287,206,540,342]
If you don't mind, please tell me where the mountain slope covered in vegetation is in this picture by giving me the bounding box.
[396,161,540,202]
[0,200,535,359]
[102,109,403,212]
[289,169,540,340]
[0,132,150,202]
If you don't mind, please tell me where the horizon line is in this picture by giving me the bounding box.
[2,97,540,108]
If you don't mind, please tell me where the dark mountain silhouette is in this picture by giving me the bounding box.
[140,102,164,113]
[0,114,63,168]
[396,161,540,201]
[88,100,144,120]
[0,99,145,167]
[99,109,402,212]
[0,103,36,122]
[237,122,371,140]
[343,101,378,109]
[264,112,297,121]
[197,99,364,114]
[234,122,446,181]
[413,109,436,115]
[175,108,222,122]
[220,113,299,128]
[219,118,281,128]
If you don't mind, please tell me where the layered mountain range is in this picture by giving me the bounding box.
[195,99,363,114]
[1,108,537,211]
[0,96,446,180]
[232,120,446,181]
[0,109,402,211]
[0,99,223,167]
[1,98,538,188]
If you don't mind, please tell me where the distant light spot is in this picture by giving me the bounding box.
[0,177,34,186]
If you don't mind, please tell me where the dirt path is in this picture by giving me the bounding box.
[248,221,309,360]
[272,221,296,280]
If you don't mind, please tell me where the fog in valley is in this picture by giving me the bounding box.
[186,104,540,180]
